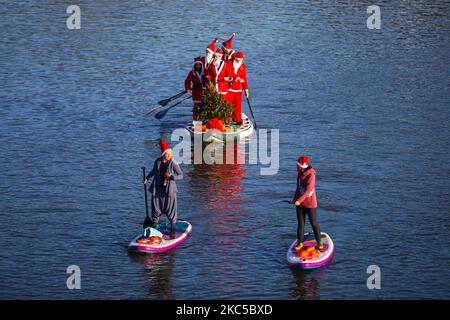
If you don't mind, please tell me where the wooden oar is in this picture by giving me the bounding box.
[155,95,192,120]
[158,91,187,107]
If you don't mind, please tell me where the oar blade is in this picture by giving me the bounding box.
[143,216,153,229]
[154,95,192,120]
[154,108,169,119]
[158,91,186,106]
[158,99,170,107]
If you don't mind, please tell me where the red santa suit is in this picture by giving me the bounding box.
[226,52,248,123]
[204,38,218,69]
[222,33,236,62]
[205,49,229,97]
[185,57,205,120]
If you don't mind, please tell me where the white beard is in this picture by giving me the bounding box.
[233,60,242,74]
[205,53,213,65]
[214,58,222,69]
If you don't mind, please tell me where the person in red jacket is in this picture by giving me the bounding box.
[226,51,248,124]
[205,48,230,98]
[204,38,219,69]
[184,57,205,120]
[221,33,236,62]
[293,155,323,251]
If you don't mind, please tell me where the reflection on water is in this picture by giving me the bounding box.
[129,252,176,300]
[289,269,320,300]
[188,141,249,239]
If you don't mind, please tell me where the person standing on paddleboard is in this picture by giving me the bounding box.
[226,51,249,125]
[205,48,231,98]
[144,140,183,238]
[204,37,219,69]
[221,33,236,62]
[185,57,206,121]
[293,156,323,251]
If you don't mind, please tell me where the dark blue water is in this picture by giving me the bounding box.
[0,1,449,299]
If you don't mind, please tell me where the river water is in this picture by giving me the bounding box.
[0,1,449,299]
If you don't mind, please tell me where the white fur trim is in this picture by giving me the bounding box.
[162,148,172,156]
[297,162,308,168]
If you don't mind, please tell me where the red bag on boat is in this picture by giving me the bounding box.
[207,118,225,131]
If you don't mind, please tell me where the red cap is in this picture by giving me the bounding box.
[160,139,172,156]
[194,56,203,64]
[206,38,219,53]
[222,33,235,50]
[214,48,223,56]
[297,156,309,168]
[235,51,244,60]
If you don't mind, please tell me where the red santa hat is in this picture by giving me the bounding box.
[194,56,203,64]
[206,38,219,53]
[222,33,236,50]
[214,48,223,57]
[235,51,244,60]
[297,155,309,168]
[160,139,172,156]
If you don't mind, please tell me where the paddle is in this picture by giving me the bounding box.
[145,104,165,116]
[154,95,192,120]
[141,167,152,229]
[245,94,257,130]
[158,90,187,107]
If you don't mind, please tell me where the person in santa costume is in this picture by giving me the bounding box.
[221,33,236,62]
[205,48,231,97]
[144,140,183,238]
[226,51,249,124]
[292,156,323,251]
[185,57,205,121]
[204,37,219,69]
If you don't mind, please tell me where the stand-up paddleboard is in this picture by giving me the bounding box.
[287,232,334,269]
[185,112,254,143]
[128,220,192,254]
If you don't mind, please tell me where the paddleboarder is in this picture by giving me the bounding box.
[204,37,219,69]
[205,48,231,98]
[185,57,206,121]
[293,156,323,251]
[226,51,249,124]
[221,33,236,62]
[144,139,183,238]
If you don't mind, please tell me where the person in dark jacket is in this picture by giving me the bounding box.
[144,140,183,238]
[293,155,323,251]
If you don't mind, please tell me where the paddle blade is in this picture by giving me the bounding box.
[158,99,170,107]
[154,107,170,119]
[143,216,152,229]
[158,91,186,106]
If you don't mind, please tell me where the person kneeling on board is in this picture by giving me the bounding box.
[144,139,183,239]
[293,155,323,251]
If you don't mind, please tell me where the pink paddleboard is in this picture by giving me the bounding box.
[287,232,334,269]
[128,220,192,253]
